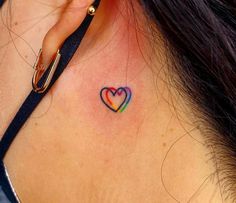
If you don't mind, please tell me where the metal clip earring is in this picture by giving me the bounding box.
[32,49,61,94]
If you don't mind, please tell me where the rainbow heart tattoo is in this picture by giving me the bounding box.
[100,87,132,113]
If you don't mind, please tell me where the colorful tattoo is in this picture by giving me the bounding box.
[100,87,132,113]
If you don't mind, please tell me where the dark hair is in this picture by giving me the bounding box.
[139,0,236,201]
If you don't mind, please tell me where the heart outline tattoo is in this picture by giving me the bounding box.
[100,87,132,113]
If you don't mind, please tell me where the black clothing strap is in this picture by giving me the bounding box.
[0,0,101,160]
[0,0,4,7]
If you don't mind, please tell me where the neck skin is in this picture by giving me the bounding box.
[0,0,225,202]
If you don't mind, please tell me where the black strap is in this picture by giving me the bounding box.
[0,0,4,7]
[0,0,101,160]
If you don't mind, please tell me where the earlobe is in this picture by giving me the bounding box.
[41,0,95,69]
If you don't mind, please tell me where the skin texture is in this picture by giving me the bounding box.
[0,0,229,202]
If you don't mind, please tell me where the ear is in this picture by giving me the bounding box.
[41,0,95,68]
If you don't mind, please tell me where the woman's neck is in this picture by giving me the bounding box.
[0,0,224,202]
